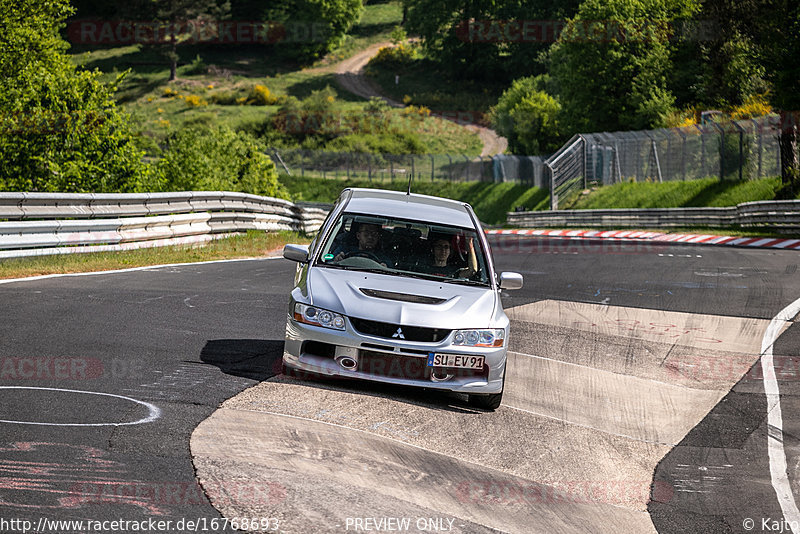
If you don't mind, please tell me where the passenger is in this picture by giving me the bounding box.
[421,233,478,278]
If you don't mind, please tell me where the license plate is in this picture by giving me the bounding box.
[427,352,484,370]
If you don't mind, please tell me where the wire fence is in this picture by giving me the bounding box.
[547,114,781,209]
[270,114,780,212]
[268,148,549,188]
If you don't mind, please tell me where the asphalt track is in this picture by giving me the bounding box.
[1,235,799,533]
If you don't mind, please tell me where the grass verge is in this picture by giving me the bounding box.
[567,177,785,209]
[0,231,311,280]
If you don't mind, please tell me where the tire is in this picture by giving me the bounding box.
[468,390,503,411]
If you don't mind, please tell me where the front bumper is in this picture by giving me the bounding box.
[283,316,506,394]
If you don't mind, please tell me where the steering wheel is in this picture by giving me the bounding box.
[342,250,383,263]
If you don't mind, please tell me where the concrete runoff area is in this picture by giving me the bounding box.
[191,299,790,533]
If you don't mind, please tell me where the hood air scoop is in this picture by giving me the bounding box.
[360,288,446,305]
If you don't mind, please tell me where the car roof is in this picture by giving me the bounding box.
[340,188,476,228]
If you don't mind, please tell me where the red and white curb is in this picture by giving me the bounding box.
[487,229,800,251]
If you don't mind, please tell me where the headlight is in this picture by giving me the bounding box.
[293,303,346,330]
[452,329,504,347]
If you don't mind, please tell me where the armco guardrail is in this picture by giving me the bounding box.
[507,200,800,231]
[0,192,328,259]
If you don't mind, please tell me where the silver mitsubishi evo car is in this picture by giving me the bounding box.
[282,188,523,410]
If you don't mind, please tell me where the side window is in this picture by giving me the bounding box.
[308,198,343,258]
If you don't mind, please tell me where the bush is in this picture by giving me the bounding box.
[209,90,245,105]
[490,76,563,155]
[248,84,279,105]
[153,125,288,198]
[185,54,206,75]
[0,0,147,192]
[323,132,426,154]
[368,43,417,69]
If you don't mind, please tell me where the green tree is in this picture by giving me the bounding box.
[405,0,581,81]
[756,0,800,192]
[154,125,287,198]
[549,0,699,134]
[669,0,767,108]
[139,0,231,81]
[490,75,562,155]
[0,0,146,192]
[264,0,363,61]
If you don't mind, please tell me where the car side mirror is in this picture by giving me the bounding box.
[283,244,310,263]
[498,272,523,290]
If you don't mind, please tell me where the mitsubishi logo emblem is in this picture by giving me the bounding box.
[392,327,405,339]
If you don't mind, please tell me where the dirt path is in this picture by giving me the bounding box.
[330,42,508,157]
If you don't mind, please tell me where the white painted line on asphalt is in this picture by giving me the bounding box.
[0,386,161,426]
[762,296,800,533]
[0,256,283,285]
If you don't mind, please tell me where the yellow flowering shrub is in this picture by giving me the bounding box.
[730,94,772,120]
[249,84,278,105]
[184,95,208,107]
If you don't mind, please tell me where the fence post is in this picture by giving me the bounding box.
[447,155,453,181]
[430,154,434,181]
[710,121,725,180]
[752,118,763,179]
[697,125,707,179]
[547,163,557,210]
[678,129,687,180]
[733,121,745,181]
[581,135,587,189]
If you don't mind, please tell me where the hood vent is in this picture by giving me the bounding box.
[360,288,446,305]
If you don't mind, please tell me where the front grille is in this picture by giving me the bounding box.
[350,317,450,342]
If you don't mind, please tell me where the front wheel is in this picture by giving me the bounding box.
[468,390,503,411]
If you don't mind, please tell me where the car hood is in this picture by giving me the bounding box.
[307,267,499,329]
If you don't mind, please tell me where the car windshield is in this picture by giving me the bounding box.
[315,212,491,286]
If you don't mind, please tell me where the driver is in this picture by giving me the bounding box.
[333,222,390,265]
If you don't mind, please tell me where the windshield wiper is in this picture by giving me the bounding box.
[440,277,489,287]
[320,264,393,275]
[394,271,443,282]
